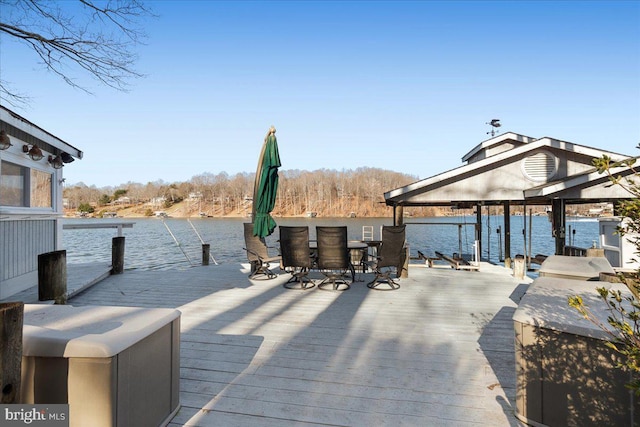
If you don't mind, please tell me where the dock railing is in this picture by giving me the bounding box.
[63,221,135,274]
[62,221,134,237]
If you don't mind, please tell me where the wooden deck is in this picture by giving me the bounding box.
[64,262,529,426]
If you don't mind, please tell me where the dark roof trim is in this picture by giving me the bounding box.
[0,105,83,159]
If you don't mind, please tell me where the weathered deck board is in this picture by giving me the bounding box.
[67,262,529,426]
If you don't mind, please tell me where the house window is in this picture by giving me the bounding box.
[0,160,52,208]
[31,168,52,207]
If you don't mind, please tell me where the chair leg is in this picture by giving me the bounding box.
[249,260,259,277]
[318,270,350,291]
[367,269,400,291]
[283,268,315,290]
[249,262,277,280]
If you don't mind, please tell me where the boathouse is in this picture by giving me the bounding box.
[0,106,83,299]
[384,132,635,263]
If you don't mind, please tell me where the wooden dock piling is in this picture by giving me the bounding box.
[0,302,23,403]
[38,250,67,303]
[112,236,125,274]
[202,244,210,266]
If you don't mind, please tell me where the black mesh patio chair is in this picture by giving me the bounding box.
[367,225,406,290]
[316,226,351,291]
[279,226,315,290]
[243,222,281,280]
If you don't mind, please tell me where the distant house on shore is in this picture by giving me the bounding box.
[149,196,166,208]
[115,196,131,204]
[0,106,83,299]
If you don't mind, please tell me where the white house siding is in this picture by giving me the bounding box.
[0,218,56,299]
[1,106,82,299]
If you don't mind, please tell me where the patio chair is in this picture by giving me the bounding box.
[367,225,406,290]
[243,222,281,280]
[316,226,351,291]
[279,226,315,290]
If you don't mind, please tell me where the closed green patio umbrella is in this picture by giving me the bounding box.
[252,126,281,238]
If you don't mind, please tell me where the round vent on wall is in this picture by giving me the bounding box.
[521,151,557,182]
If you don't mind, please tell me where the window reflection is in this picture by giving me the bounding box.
[0,160,26,206]
[31,168,52,208]
[0,160,52,208]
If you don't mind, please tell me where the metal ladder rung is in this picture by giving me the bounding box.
[362,226,374,241]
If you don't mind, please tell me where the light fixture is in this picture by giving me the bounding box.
[0,130,11,150]
[48,155,64,169]
[60,152,75,164]
[22,144,44,161]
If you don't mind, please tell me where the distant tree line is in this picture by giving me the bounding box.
[63,167,441,217]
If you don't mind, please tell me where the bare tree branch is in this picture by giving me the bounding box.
[0,0,154,104]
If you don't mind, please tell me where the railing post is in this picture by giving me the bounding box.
[38,250,67,304]
[400,245,409,278]
[513,255,525,279]
[112,236,125,274]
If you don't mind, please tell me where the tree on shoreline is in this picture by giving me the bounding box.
[63,167,427,218]
[63,166,612,218]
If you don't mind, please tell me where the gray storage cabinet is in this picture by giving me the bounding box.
[21,304,181,427]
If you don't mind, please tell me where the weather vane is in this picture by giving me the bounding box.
[486,119,501,137]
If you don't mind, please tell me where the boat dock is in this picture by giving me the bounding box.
[6,262,530,426]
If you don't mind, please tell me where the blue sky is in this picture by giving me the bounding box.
[1,0,639,188]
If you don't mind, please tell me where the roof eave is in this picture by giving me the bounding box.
[0,106,83,159]
[523,165,635,199]
[385,138,631,203]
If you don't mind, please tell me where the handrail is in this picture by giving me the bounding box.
[403,221,476,226]
[63,221,135,237]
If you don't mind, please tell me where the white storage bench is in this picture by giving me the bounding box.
[20,304,181,427]
[538,255,614,280]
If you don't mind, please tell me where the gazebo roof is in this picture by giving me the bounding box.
[385,132,632,207]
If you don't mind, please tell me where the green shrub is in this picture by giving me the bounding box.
[570,148,640,394]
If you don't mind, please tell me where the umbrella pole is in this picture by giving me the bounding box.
[252,142,266,222]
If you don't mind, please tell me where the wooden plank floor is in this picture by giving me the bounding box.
[69,263,531,426]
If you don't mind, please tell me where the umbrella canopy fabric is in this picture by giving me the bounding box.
[252,127,281,238]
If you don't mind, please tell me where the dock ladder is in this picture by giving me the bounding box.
[362,226,374,241]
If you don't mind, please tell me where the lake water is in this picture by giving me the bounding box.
[61,216,601,271]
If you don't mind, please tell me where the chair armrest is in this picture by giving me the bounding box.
[243,247,263,260]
